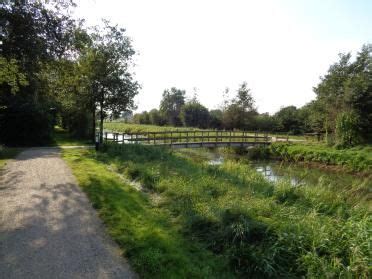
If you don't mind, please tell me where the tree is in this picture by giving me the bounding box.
[274,106,304,134]
[78,22,139,143]
[0,0,78,145]
[222,82,257,130]
[180,100,209,128]
[133,111,150,124]
[159,87,185,126]
[209,109,223,129]
[313,44,372,143]
[148,109,164,125]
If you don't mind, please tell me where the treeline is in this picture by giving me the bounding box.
[132,85,309,134]
[132,46,372,146]
[0,1,139,146]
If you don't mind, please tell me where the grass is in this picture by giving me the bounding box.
[63,144,371,278]
[0,145,22,169]
[51,126,93,146]
[271,142,372,172]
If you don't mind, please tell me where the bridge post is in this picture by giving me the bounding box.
[170,132,173,147]
[147,132,150,144]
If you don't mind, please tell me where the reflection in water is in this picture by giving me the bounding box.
[252,164,301,186]
[201,149,369,189]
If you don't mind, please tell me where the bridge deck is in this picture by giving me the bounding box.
[101,130,288,148]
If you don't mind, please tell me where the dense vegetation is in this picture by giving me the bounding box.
[271,143,372,172]
[64,145,371,278]
[0,1,139,146]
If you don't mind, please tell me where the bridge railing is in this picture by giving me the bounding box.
[101,130,272,146]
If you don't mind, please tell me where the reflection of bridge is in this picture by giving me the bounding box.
[103,130,289,148]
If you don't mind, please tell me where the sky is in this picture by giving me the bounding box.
[74,0,372,114]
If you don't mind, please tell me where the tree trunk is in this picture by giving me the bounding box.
[99,98,104,144]
[92,106,96,143]
[99,87,106,145]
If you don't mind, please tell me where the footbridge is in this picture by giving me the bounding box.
[102,130,288,148]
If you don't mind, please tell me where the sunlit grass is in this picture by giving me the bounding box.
[51,126,93,146]
[64,144,371,278]
[271,142,372,172]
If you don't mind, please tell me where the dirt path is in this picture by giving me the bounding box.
[0,148,137,279]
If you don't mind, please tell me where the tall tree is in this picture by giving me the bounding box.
[222,82,257,130]
[78,22,139,143]
[159,87,185,126]
[180,99,209,128]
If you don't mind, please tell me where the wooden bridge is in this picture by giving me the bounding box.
[102,130,288,148]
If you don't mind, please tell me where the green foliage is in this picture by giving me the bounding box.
[180,100,210,128]
[274,106,304,134]
[270,143,372,172]
[160,87,186,126]
[0,57,28,94]
[65,145,371,278]
[336,111,361,147]
[313,45,372,141]
[222,82,257,130]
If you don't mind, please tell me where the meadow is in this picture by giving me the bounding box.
[63,144,371,278]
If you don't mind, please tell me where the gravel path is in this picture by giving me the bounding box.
[0,148,137,279]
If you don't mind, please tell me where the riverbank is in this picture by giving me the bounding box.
[63,144,371,278]
[270,143,372,173]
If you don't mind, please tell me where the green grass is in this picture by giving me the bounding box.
[51,126,93,146]
[0,146,22,169]
[63,144,371,278]
[271,142,372,172]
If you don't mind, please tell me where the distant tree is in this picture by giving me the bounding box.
[159,87,185,126]
[209,109,223,129]
[274,106,303,134]
[180,100,209,128]
[148,109,164,125]
[133,111,150,124]
[222,82,257,130]
[254,113,276,131]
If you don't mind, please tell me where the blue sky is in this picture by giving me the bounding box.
[75,0,371,114]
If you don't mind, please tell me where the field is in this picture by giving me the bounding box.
[63,144,371,278]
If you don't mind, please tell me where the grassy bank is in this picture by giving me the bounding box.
[271,143,372,172]
[64,144,371,278]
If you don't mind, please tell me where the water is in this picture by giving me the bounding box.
[178,149,370,189]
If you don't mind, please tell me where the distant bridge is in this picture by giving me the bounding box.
[102,130,289,149]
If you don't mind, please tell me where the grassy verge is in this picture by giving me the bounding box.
[51,126,93,146]
[0,146,22,169]
[271,143,372,172]
[63,148,231,278]
[64,144,371,278]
